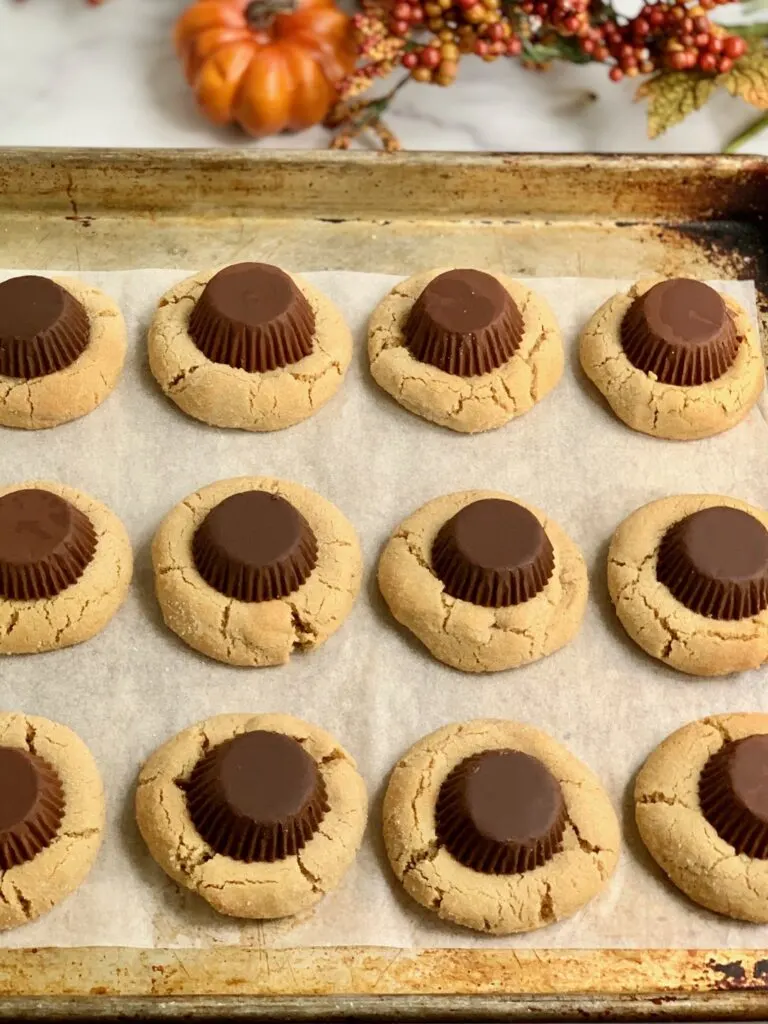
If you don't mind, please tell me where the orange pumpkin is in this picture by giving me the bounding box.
[176,0,356,138]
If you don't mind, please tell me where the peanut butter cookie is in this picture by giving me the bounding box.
[383,720,619,934]
[0,274,126,430]
[136,713,368,920]
[636,713,768,922]
[0,482,133,655]
[608,494,768,676]
[148,263,352,431]
[152,476,362,666]
[378,490,588,672]
[0,712,104,930]
[580,277,763,440]
[368,269,563,433]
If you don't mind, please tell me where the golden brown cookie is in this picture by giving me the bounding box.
[368,269,563,433]
[0,274,126,430]
[579,277,763,440]
[378,490,588,672]
[148,264,352,431]
[608,494,768,677]
[636,713,768,922]
[0,712,104,929]
[152,476,362,666]
[136,713,368,919]
[0,481,133,655]
[383,720,619,934]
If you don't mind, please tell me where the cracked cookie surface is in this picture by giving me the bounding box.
[378,490,588,673]
[383,719,619,934]
[579,278,764,440]
[0,275,126,430]
[608,494,768,677]
[0,481,133,655]
[636,713,768,922]
[152,477,362,667]
[136,713,368,919]
[148,269,352,431]
[0,712,104,930]
[368,270,564,433]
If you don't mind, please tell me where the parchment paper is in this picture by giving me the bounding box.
[0,268,767,951]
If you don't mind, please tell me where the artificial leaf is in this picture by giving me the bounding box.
[719,47,768,108]
[636,71,719,139]
[522,36,591,65]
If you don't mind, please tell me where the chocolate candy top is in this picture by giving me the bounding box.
[700,735,768,858]
[0,489,97,600]
[656,506,768,620]
[404,269,523,377]
[0,276,90,379]
[186,731,328,862]
[432,498,554,607]
[192,490,318,602]
[188,263,315,373]
[436,749,566,874]
[0,747,65,870]
[620,279,739,386]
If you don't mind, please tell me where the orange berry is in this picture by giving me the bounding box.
[437,59,458,81]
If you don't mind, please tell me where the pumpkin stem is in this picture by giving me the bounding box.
[245,0,295,26]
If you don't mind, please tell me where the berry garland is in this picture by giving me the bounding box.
[327,0,768,150]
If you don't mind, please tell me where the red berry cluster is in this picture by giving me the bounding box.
[348,0,749,102]
[576,0,747,80]
[385,0,522,83]
[519,0,591,38]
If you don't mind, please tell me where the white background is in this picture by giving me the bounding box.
[0,0,767,153]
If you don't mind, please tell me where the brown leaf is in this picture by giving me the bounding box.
[636,71,719,139]
[720,47,768,109]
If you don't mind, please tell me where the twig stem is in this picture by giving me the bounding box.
[723,111,768,153]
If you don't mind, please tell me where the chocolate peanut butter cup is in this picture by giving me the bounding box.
[404,269,523,377]
[0,276,90,379]
[0,489,97,601]
[432,498,554,607]
[656,506,768,620]
[621,279,739,386]
[0,747,65,870]
[192,490,318,602]
[186,731,328,862]
[436,749,566,874]
[700,735,768,858]
[189,263,315,373]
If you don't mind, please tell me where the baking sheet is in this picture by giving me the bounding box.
[0,268,766,952]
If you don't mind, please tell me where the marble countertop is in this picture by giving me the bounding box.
[0,0,766,154]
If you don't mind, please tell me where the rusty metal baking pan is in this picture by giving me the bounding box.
[0,147,767,1021]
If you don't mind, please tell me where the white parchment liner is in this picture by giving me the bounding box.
[0,269,765,950]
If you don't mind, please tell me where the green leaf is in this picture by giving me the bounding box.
[636,71,719,139]
[720,47,768,108]
[521,36,591,65]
